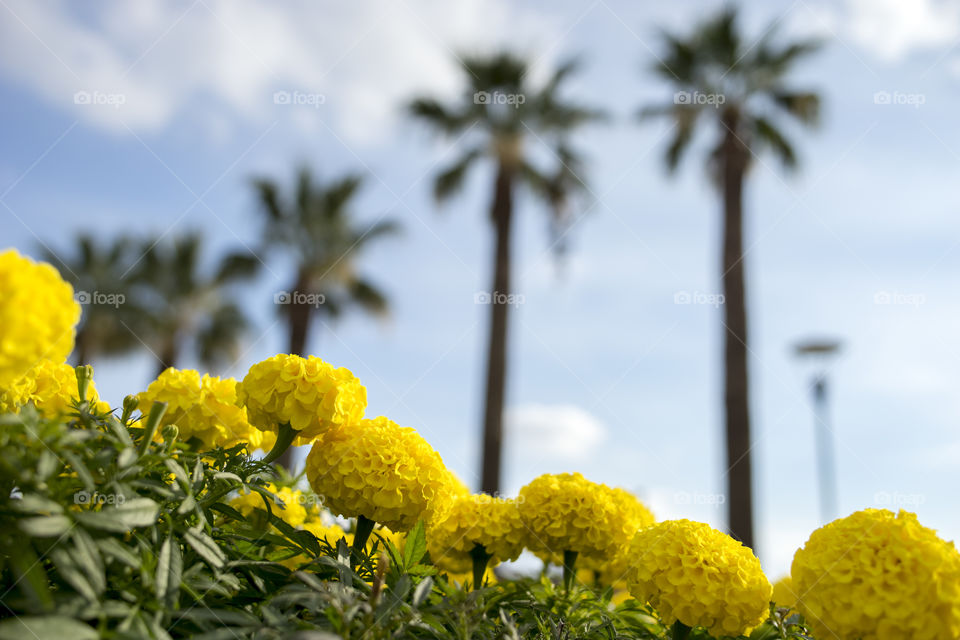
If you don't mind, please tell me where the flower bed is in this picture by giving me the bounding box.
[1,248,959,640]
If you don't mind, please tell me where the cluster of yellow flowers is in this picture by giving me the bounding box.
[792,508,960,639]
[627,519,772,638]
[305,416,459,531]
[0,359,109,415]
[18,247,960,638]
[138,367,274,451]
[0,250,80,388]
[230,483,314,528]
[237,353,367,442]
[426,494,526,573]
[771,576,798,610]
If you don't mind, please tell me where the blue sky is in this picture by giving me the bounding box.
[3,0,960,577]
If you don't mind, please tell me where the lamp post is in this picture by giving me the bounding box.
[793,339,843,524]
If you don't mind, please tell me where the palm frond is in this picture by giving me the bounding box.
[434,146,484,203]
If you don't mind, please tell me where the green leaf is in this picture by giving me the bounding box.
[403,519,427,568]
[0,617,98,640]
[185,527,226,569]
[50,547,99,601]
[156,536,183,609]
[8,542,53,611]
[74,497,159,532]
[71,529,105,594]
[98,537,140,568]
[19,514,72,537]
[412,576,433,607]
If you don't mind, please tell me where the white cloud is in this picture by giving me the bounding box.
[0,0,561,142]
[845,0,960,61]
[506,403,607,460]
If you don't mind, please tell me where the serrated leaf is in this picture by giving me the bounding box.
[177,493,196,515]
[8,542,53,611]
[15,493,64,514]
[164,459,191,488]
[71,529,105,594]
[74,497,158,532]
[156,536,182,609]
[19,514,72,537]
[185,527,226,569]
[60,450,95,491]
[117,447,138,468]
[336,537,353,588]
[412,576,433,607]
[0,617,98,640]
[98,537,140,568]
[50,547,98,601]
[403,520,427,568]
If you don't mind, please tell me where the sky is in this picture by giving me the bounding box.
[2,0,960,578]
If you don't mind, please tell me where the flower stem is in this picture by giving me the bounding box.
[351,514,376,567]
[469,543,492,590]
[562,550,578,593]
[261,422,297,465]
[671,621,692,640]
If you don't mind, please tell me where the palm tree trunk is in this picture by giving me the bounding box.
[156,339,178,378]
[278,270,313,472]
[73,328,89,366]
[480,162,514,495]
[720,112,754,549]
[288,271,312,356]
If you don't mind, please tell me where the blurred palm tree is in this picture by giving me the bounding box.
[133,234,259,377]
[640,8,821,548]
[409,52,602,494]
[252,168,399,356]
[42,235,143,366]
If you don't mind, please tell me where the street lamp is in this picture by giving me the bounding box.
[793,338,843,524]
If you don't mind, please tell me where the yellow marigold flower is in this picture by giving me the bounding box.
[791,508,960,640]
[0,250,80,387]
[1,359,109,415]
[771,576,798,610]
[627,519,771,637]
[518,473,640,561]
[302,520,349,546]
[427,494,525,573]
[583,487,656,583]
[236,354,366,443]
[305,416,456,531]
[139,368,273,451]
[229,483,311,528]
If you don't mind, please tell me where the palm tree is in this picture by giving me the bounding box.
[252,168,398,356]
[132,233,259,377]
[42,235,144,365]
[641,8,821,548]
[409,52,602,494]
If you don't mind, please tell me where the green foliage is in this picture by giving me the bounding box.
[0,398,813,639]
